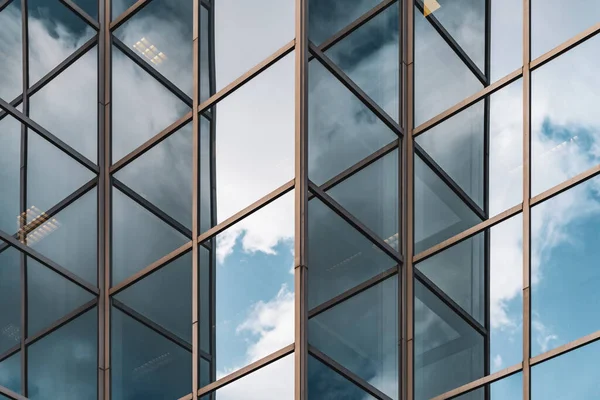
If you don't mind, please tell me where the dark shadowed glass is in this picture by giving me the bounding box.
[308,355,376,400]
[0,0,23,101]
[0,247,20,355]
[0,115,21,235]
[454,372,522,400]
[0,351,21,395]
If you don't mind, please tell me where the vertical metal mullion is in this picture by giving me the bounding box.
[398,0,405,399]
[192,0,200,397]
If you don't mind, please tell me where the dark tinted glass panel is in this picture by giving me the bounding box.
[532,340,600,399]
[308,0,381,46]
[0,351,21,394]
[0,116,21,234]
[0,0,23,101]
[0,248,20,354]
[210,0,294,91]
[29,46,97,163]
[27,257,94,337]
[27,132,95,224]
[111,188,189,284]
[114,0,193,96]
[199,116,211,234]
[199,6,209,103]
[202,192,294,381]
[326,150,399,251]
[27,309,97,400]
[72,0,97,20]
[531,35,600,196]
[308,58,397,185]
[308,355,376,400]
[324,2,400,121]
[531,0,600,59]
[111,44,190,162]
[414,280,484,400]
[454,372,522,400]
[115,123,192,230]
[531,177,600,355]
[211,354,294,399]
[309,276,398,399]
[308,198,396,309]
[200,55,294,231]
[111,306,191,400]
[111,0,137,19]
[199,246,210,354]
[114,252,192,343]
[28,0,95,85]
[27,188,97,285]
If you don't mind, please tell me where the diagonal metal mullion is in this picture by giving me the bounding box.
[59,0,99,30]
[112,36,193,107]
[309,345,393,400]
[0,344,20,365]
[112,178,192,238]
[110,0,153,31]
[112,298,192,352]
[0,385,27,400]
[0,0,13,12]
[414,0,487,85]
[309,43,403,137]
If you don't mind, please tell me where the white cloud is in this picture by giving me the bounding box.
[532,318,559,354]
[492,354,503,371]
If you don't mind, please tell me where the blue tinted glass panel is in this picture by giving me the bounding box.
[0,0,23,101]
[199,245,210,354]
[454,372,522,399]
[0,248,20,354]
[72,0,97,20]
[0,116,21,234]
[308,0,380,46]
[0,351,21,394]
[490,0,522,82]
[308,355,376,400]
[112,0,137,19]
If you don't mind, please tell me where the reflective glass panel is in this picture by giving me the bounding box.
[531,35,600,196]
[111,187,189,284]
[309,276,398,399]
[308,57,397,186]
[115,123,192,230]
[532,340,600,399]
[200,55,294,231]
[111,306,191,400]
[29,46,97,163]
[201,192,294,382]
[210,354,294,399]
[0,0,23,101]
[531,177,600,356]
[490,0,522,82]
[111,44,190,162]
[114,0,193,96]
[0,351,21,394]
[210,0,294,91]
[72,0,97,20]
[27,257,95,337]
[454,372,522,400]
[0,116,22,234]
[27,308,97,400]
[28,0,95,85]
[27,188,97,285]
[112,0,137,19]
[199,246,210,354]
[0,248,20,354]
[308,355,376,400]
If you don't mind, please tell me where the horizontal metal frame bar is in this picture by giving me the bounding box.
[308,266,398,319]
[0,98,98,174]
[59,0,99,30]
[531,163,600,207]
[415,335,476,370]
[308,181,403,263]
[0,228,99,296]
[0,0,13,13]
[413,203,523,263]
[110,0,152,31]
[197,344,295,396]
[112,178,192,238]
[530,328,600,367]
[414,0,486,85]
[0,385,27,400]
[112,298,192,352]
[308,42,403,137]
[309,345,392,400]
[112,36,193,107]
[109,242,192,295]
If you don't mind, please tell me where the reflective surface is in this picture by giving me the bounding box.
[308,355,376,400]
[0,116,21,235]
[454,372,522,400]
[0,249,20,354]
[0,351,20,394]
[0,0,23,102]
[531,177,600,356]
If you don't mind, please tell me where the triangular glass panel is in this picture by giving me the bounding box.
[111,0,137,20]
[27,132,94,224]
[0,115,21,234]
[27,257,95,337]
[308,355,376,400]
[27,188,97,285]
[115,123,192,230]
[111,188,189,285]
[0,0,23,101]
[0,351,21,395]
[27,0,96,85]
[309,276,398,399]
[113,0,193,97]
[72,0,98,20]
[111,44,191,162]
[29,46,98,163]
[414,5,483,126]
[308,0,381,46]
[111,306,191,400]
[27,308,97,399]
[114,251,192,342]
[308,198,397,310]
[325,1,400,121]
[414,154,482,254]
[0,248,21,354]
[326,149,399,251]
[308,59,397,185]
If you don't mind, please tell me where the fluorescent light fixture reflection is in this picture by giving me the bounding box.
[133,37,168,65]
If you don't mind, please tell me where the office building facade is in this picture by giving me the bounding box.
[1,0,599,399]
